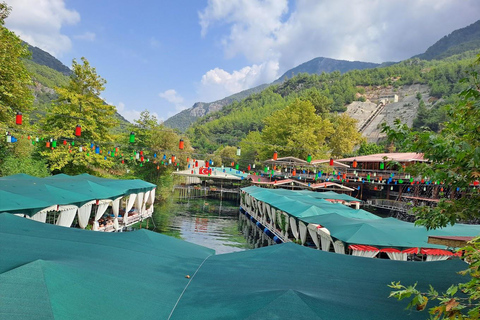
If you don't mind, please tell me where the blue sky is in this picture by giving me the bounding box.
[5,0,480,122]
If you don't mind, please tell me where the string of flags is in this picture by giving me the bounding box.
[3,114,480,190]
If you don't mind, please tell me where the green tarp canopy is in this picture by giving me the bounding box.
[0,173,156,216]
[278,188,362,202]
[0,214,469,320]
[0,213,214,319]
[170,244,467,320]
[242,186,377,220]
[242,186,480,249]
[243,186,361,202]
[303,213,480,248]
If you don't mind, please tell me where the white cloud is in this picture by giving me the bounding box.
[159,89,184,104]
[197,60,279,102]
[199,0,480,71]
[74,32,96,42]
[159,89,189,118]
[199,0,288,62]
[116,102,161,124]
[5,0,80,56]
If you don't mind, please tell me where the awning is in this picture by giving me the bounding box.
[349,244,379,252]
[0,173,156,216]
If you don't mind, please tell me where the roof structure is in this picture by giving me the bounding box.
[428,236,476,248]
[243,186,371,219]
[249,177,355,191]
[264,156,349,168]
[0,213,470,320]
[310,159,350,168]
[338,152,427,163]
[303,213,480,248]
[242,186,480,249]
[173,167,248,181]
[0,174,156,216]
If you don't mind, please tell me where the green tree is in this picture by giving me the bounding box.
[0,2,33,123]
[130,110,190,185]
[238,131,263,168]
[384,55,480,318]
[214,146,238,166]
[0,134,49,177]
[41,57,118,174]
[299,88,333,114]
[0,2,38,176]
[328,113,364,157]
[261,99,334,160]
[357,141,385,155]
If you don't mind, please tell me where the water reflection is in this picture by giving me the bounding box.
[238,213,276,249]
[166,198,250,254]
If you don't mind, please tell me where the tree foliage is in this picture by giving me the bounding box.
[187,50,478,155]
[0,2,33,123]
[238,131,263,167]
[261,99,334,160]
[231,99,363,163]
[0,3,39,175]
[41,57,118,174]
[213,146,238,166]
[357,141,386,156]
[129,110,190,185]
[384,54,480,319]
[328,113,364,157]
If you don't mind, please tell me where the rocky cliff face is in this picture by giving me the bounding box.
[346,84,431,142]
[189,101,226,117]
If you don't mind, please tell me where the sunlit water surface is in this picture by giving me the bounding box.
[166,198,251,254]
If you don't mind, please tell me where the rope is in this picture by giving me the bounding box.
[167,254,212,320]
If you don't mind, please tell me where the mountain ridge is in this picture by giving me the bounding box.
[26,43,72,75]
[277,57,380,81]
[165,19,480,132]
[23,44,130,127]
[415,19,480,60]
[164,57,382,131]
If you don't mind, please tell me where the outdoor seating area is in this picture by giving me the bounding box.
[0,173,157,231]
[241,186,480,260]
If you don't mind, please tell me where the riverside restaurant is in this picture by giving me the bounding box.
[0,173,156,231]
[240,186,480,261]
[1,173,478,319]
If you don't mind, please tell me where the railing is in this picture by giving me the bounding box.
[359,102,385,133]
[241,206,291,243]
[367,199,414,213]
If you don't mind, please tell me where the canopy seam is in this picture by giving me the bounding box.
[167,254,212,320]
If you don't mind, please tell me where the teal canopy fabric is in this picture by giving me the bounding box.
[0,213,214,320]
[0,174,156,216]
[0,214,469,320]
[242,186,378,220]
[169,243,467,320]
[242,186,480,249]
[304,213,480,248]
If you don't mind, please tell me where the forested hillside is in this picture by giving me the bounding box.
[277,57,379,81]
[168,19,480,135]
[187,51,477,156]
[164,57,386,131]
[416,19,480,60]
[164,83,268,131]
[27,43,72,75]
